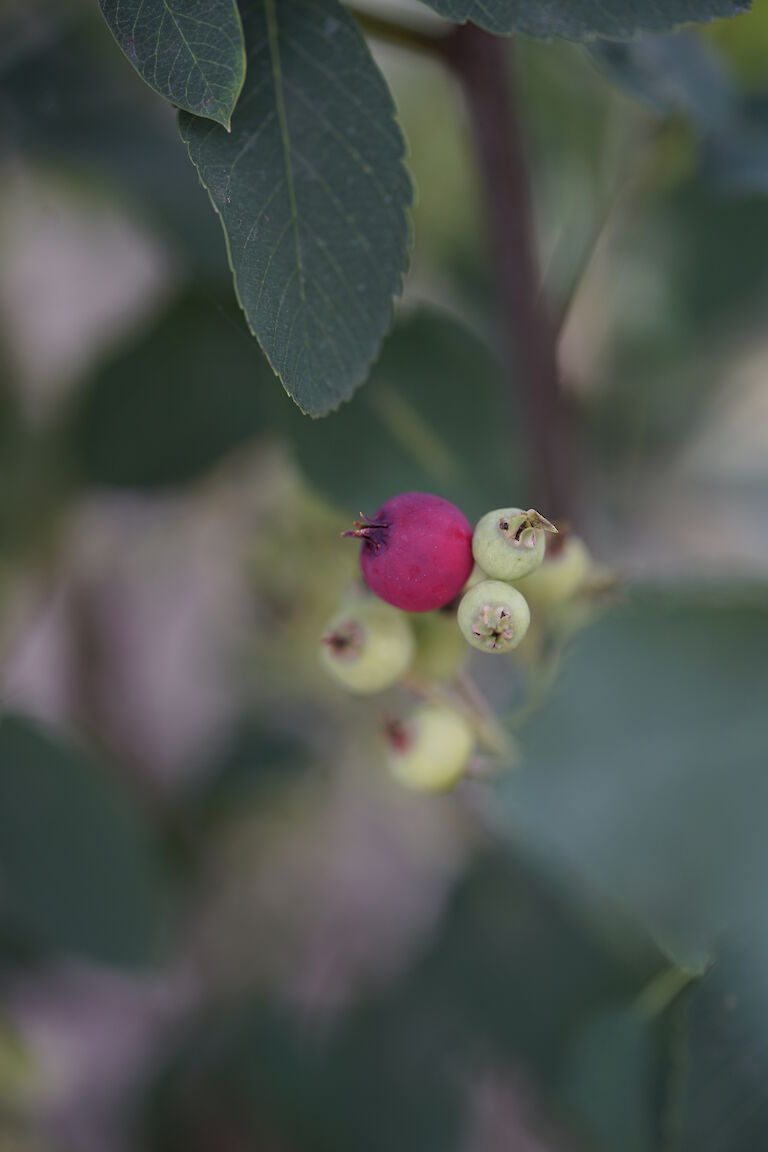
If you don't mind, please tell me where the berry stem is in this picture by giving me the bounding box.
[441,30,575,521]
[405,672,511,760]
[507,634,565,731]
[347,14,577,519]
[403,674,450,709]
[453,672,512,759]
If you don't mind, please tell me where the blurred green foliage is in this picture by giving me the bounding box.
[0,714,162,967]
[0,1,768,1150]
[145,851,670,1152]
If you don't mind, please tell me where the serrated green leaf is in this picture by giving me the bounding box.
[0,713,162,968]
[179,0,412,417]
[98,0,246,128]
[419,0,750,39]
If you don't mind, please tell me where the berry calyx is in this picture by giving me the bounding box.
[458,580,531,654]
[346,492,474,613]
[514,534,591,608]
[384,705,474,792]
[471,507,557,582]
[320,598,414,694]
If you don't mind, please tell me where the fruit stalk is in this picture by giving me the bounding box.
[453,672,513,759]
[443,29,575,521]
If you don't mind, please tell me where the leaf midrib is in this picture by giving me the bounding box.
[158,0,220,116]
[264,0,307,337]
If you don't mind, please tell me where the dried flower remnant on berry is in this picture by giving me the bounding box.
[498,509,557,550]
[472,506,557,582]
[319,599,414,694]
[458,580,531,654]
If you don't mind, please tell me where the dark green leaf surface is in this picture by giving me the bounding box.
[677,928,768,1152]
[98,0,246,128]
[180,0,412,416]
[145,852,665,1152]
[146,1002,463,1152]
[401,853,664,1082]
[419,0,750,39]
[490,590,768,1144]
[73,293,270,489]
[0,714,161,967]
[189,723,310,826]
[493,587,768,963]
[561,1005,678,1152]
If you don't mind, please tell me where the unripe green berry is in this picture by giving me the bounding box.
[472,508,557,582]
[385,705,474,792]
[410,611,467,682]
[458,580,531,654]
[514,535,591,609]
[464,562,489,591]
[320,599,414,694]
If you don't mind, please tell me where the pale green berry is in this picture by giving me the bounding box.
[464,562,489,591]
[472,507,557,582]
[320,599,414,694]
[515,535,591,609]
[410,611,467,682]
[457,580,531,654]
[385,706,474,792]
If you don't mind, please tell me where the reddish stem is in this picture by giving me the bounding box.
[441,29,575,520]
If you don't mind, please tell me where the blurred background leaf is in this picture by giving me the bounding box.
[492,586,768,962]
[265,309,519,521]
[588,30,738,127]
[71,291,269,489]
[416,0,751,40]
[70,297,517,521]
[0,713,163,967]
[0,2,227,272]
[588,27,768,198]
[677,924,768,1152]
[144,850,673,1152]
[560,1004,677,1152]
[0,2,767,1150]
[186,721,311,829]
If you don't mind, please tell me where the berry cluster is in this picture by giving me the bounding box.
[321,492,598,793]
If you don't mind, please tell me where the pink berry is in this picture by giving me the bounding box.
[344,492,474,613]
